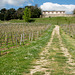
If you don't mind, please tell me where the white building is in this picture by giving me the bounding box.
[42,11,65,15]
[41,11,74,17]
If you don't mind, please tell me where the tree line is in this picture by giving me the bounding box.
[73,9,75,14]
[0,4,42,21]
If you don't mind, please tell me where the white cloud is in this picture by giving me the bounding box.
[0,0,33,9]
[27,3,32,6]
[40,2,75,14]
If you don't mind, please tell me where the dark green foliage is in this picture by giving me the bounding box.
[0,4,42,21]
[0,8,6,14]
[0,8,6,20]
[0,8,24,21]
[0,13,4,21]
[32,8,41,18]
[0,8,16,20]
[73,9,75,14]
[16,8,24,19]
[25,4,42,18]
[8,8,16,19]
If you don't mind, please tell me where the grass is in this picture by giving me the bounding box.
[0,17,75,24]
[34,17,75,25]
[0,25,55,75]
[33,71,45,75]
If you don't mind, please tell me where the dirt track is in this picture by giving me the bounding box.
[28,25,75,75]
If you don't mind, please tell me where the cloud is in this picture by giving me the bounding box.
[27,3,32,6]
[0,0,34,9]
[40,2,75,14]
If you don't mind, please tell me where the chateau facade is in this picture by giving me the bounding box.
[43,11,65,15]
[42,11,74,17]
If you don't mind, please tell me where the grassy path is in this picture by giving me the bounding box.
[28,25,75,75]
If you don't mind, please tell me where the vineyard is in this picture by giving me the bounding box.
[60,24,75,39]
[0,17,75,75]
[0,23,51,55]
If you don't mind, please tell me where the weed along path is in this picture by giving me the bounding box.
[27,25,75,75]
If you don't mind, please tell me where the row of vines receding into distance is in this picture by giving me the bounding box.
[0,23,51,56]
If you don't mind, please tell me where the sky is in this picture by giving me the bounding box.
[0,0,75,14]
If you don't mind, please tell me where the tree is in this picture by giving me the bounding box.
[4,8,16,20]
[16,8,24,19]
[0,8,16,20]
[4,10,11,20]
[0,4,42,21]
[25,4,42,18]
[0,8,6,14]
[35,4,38,9]
[32,8,42,18]
[9,8,16,19]
[29,8,31,18]
[73,9,75,14]
[23,7,31,22]
[0,8,7,20]
[0,13,4,21]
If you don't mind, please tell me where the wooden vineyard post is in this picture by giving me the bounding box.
[22,25,25,45]
[29,32,31,41]
[69,24,70,35]
[72,25,75,35]
[20,34,22,45]
[65,25,67,33]
[0,36,2,47]
[0,32,2,56]
[40,30,41,36]
[37,31,39,38]
[5,32,8,45]
[31,32,33,41]
[0,32,4,47]
[5,32,7,45]
[11,32,14,45]
[15,33,18,45]
[0,50,1,56]
[23,33,25,45]
[6,34,9,45]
